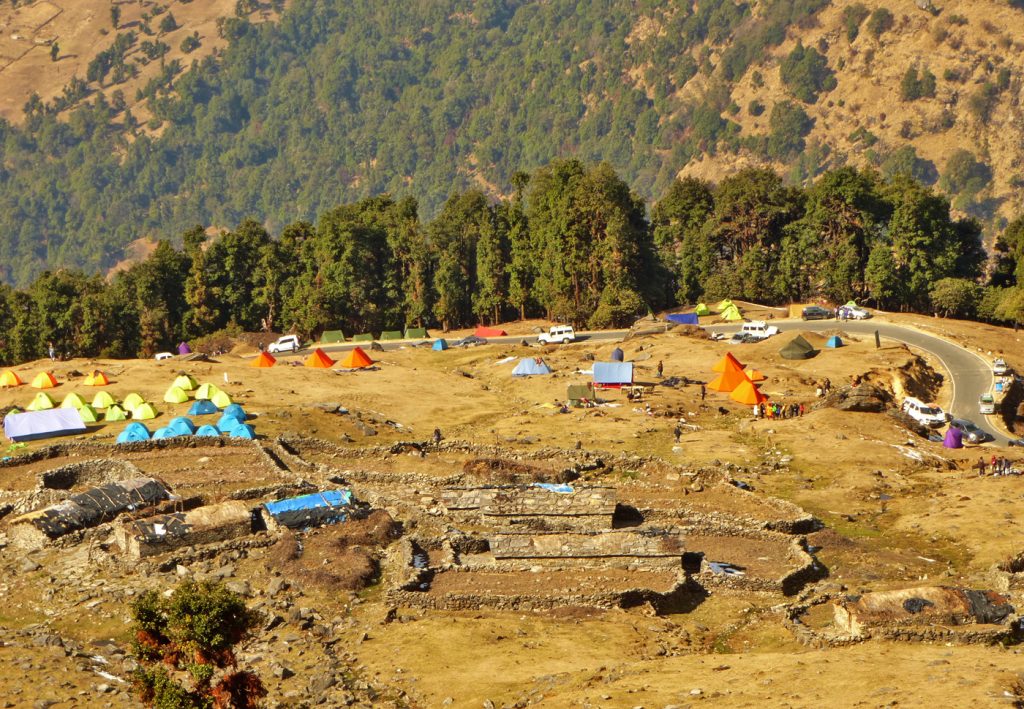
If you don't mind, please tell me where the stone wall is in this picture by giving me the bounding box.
[441,485,616,530]
[115,500,255,559]
[488,529,684,561]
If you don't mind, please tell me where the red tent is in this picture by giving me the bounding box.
[304,348,335,368]
[338,346,373,369]
[474,326,507,337]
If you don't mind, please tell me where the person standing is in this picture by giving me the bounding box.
[47,341,55,362]
[657,360,664,378]
[977,457,987,476]
[700,383,706,401]
[673,424,682,443]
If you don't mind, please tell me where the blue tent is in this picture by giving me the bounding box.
[230,424,257,440]
[3,409,86,443]
[611,347,624,362]
[512,358,552,377]
[188,400,219,416]
[431,338,449,351]
[152,426,178,440]
[222,404,247,421]
[593,361,634,388]
[168,416,197,435]
[825,335,843,348]
[666,313,700,326]
[116,422,151,444]
[217,414,244,433]
[195,424,221,437]
[263,490,353,529]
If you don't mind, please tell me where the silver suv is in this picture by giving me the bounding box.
[268,335,301,353]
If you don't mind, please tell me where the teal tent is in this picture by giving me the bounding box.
[116,422,151,444]
[231,424,257,440]
[195,424,220,437]
[432,339,449,351]
[825,335,843,348]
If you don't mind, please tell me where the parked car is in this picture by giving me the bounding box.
[949,418,992,444]
[979,393,996,415]
[452,335,487,347]
[901,397,947,428]
[728,332,759,344]
[538,325,576,344]
[838,305,871,320]
[993,358,1010,376]
[739,320,779,340]
[801,305,833,321]
[154,352,174,361]
[268,335,301,354]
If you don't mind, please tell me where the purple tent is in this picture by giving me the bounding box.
[177,342,192,355]
[4,409,86,442]
[943,427,963,449]
[666,313,700,326]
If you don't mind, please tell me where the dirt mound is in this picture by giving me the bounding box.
[462,458,575,484]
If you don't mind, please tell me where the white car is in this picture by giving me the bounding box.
[838,305,871,320]
[902,397,947,428]
[538,325,576,344]
[979,393,996,415]
[154,352,174,361]
[268,335,301,354]
[993,358,1009,376]
[739,320,779,340]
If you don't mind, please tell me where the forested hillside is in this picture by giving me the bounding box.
[2,0,1024,289]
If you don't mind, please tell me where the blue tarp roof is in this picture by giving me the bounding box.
[4,409,86,442]
[195,424,220,437]
[512,358,552,376]
[188,400,219,416]
[666,313,700,325]
[116,422,151,444]
[593,361,634,385]
[431,338,449,351]
[263,490,353,529]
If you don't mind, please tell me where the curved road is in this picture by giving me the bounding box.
[270,319,1009,445]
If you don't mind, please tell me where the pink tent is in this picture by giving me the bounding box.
[177,342,192,355]
[943,427,963,449]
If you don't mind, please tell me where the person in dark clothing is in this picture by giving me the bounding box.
[700,383,706,401]
[432,428,443,444]
[673,425,682,443]
[656,360,664,378]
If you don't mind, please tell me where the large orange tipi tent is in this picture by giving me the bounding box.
[251,351,277,368]
[707,358,747,393]
[711,352,745,373]
[730,378,768,405]
[338,346,373,369]
[744,368,766,382]
[84,370,110,386]
[30,371,58,389]
[0,370,23,387]
[304,348,335,368]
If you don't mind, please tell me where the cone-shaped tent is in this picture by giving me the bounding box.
[431,339,449,351]
[77,404,99,423]
[611,347,624,362]
[0,370,23,387]
[188,400,219,416]
[779,335,817,360]
[195,424,220,437]
[132,403,158,420]
[694,303,710,316]
[222,404,246,421]
[177,342,192,355]
[338,346,373,369]
[163,385,189,404]
[712,352,745,373]
[825,335,843,348]
[31,372,58,389]
[168,416,197,435]
[211,390,233,409]
[116,422,150,444]
[744,368,766,382]
[217,414,244,433]
[720,304,743,321]
[943,427,964,449]
[716,299,734,312]
[173,374,198,391]
[60,392,86,409]
[103,404,128,422]
[91,391,116,409]
[512,358,553,377]
[230,424,257,440]
[84,370,110,386]
[251,351,276,368]
[152,426,178,440]
[730,379,768,406]
[123,392,145,410]
[195,383,221,401]
[708,363,748,393]
[304,348,336,368]
[27,392,55,411]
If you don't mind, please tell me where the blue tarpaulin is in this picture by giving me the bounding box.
[263,490,353,529]
[666,313,700,326]
[4,409,86,442]
[532,483,574,494]
[512,358,552,376]
[593,361,633,387]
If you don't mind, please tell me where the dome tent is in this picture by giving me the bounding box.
[610,347,624,362]
[173,374,198,391]
[168,417,197,435]
[77,405,99,423]
[104,405,128,422]
[230,424,257,440]
[217,414,244,433]
[222,404,246,421]
[27,392,56,411]
[91,391,116,409]
[825,335,843,348]
[84,371,110,386]
[31,372,58,389]
[0,370,23,387]
[188,400,219,416]
[195,383,221,401]
[152,427,178,440]
[122,392,145,410]
[163,385,189,404]
[211,390,233,409]
[195,424,221,437]
[60,392,86,409]
[779,335,818,360]
[132,403,158,421]
[116,422,151,444]
[431,339,449,351]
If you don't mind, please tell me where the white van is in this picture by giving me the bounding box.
[902,397,947,428]
[739,320,779,341]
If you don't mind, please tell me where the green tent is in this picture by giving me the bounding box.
[779,335,818,360]
[78,404,99,423]
[173,374,198,391]
[716,298,734,312]
[132,403,158,420]
[60,392,86,410]
[404,327,428,339]
[694,303,710,316]
[567,383,595,406]
[720,304,743,321]
[211,390,233,409]
[91,391,116,409]
[321,330,346,344]
[195,383,221,401]
[379,330,403,341]
[104,405,128,422]
[123,392,145,410]
[27,392,56,411]
[163,385,189,404]
[351,333,374,342]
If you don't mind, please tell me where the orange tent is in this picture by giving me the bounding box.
[707,361,747,393]
[30,371,58,389]
[304,348,335,368]
[744,368,766,382]
[338,346,373,369]
[711,352,745,373]
[730,378,768,406]
[0,369,23,387]
[251,352,277,368]
[85,370,110,386]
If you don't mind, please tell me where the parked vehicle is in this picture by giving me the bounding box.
[949,418,992,444]
[979,393,996,415]
[838,305,871,320]
[739,320,779,340]
[993,358,1010,376]
[268,335,301,354]
[154,352,174,361]
[728,332,759,344]
[801,305,833,321]
[538,325,576,344]
[901,397,947,428]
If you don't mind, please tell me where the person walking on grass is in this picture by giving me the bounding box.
[673,424,682,444]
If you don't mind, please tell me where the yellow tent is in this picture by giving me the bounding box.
[720,304,743,321]
[211,390,233,409]
[132,403,158,420]
[123,392,146,410]
[0,370,23,387]
[27,392,55,411]
[173,374,198,391]
[91,391,116,409]
[84,371,110,386]
[163,385,189,404]
[195,383,221,401]
[30,372,58,389]
[60,392,86,409]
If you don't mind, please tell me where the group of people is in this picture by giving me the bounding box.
[976,455,1016,476]
[753,402,804,419]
